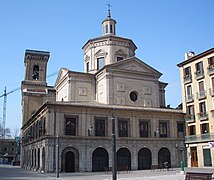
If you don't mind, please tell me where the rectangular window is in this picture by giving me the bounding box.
[203,148,212,167]
[118,119,128,137]
[199,81,205,92]
[43,118,46,135]
[97,57,105,70]
[186,85,192,96]
[159,122,168,138]
[212,77,214,88]
[208,56,214,66]
[38,121,42,137]
[196,61,203,72]
[65,116,77,136]
[86,62,89,72]
[201,123,209,134]
[139,121,149,137]
[189,125,195,135]
[199,102,206,113]
[177,123,184,138]
[198,81,206,99]
[95,118,106,136]
[187,105,194,115]
[184,66,191,77]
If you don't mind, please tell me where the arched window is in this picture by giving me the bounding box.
[32,65,39,80]
[106,24,108,33]
[110,24,113,33]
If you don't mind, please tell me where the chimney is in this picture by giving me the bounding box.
[185,51,195,60]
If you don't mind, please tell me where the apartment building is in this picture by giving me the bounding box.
[178,48,214,167]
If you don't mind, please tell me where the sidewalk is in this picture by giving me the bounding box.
[1,165,214,180]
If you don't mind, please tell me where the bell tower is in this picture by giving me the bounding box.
[102,5,116,35]
[21,50,50,126]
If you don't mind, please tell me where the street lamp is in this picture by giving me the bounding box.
[111,115,117,180]
[56,135,59,178]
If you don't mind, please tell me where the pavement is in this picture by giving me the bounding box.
[0,165,214,180]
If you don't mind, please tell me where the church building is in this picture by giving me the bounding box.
[21,9,185,173]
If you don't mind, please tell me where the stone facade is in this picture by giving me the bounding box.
[21,11,185,173]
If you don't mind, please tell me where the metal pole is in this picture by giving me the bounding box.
[56,135,59,178]
[111,117,117,180]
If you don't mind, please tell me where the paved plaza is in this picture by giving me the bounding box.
[1,165,214,180]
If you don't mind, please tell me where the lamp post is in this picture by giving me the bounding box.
[111,116,117,180]
[56,135,59,178]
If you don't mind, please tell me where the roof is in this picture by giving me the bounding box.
[82,34,137,50]
[96,56,162,78]
[177,48,214,67]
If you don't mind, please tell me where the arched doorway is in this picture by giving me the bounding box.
[61,147,79,172]
[65,151,75,172]
[138,148,152,170]
[42,147,45,172]
[37,148,40,170]
[117,148,131,170]
[158,148,171,167]
[92,148,109,172]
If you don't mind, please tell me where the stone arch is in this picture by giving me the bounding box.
[37,148,40,170]
[138,148,152,170]
[92,147,109,172]
[117,148,131,170]
[42,147,45,172]
[61,147,79,172]
[158,147,171,167]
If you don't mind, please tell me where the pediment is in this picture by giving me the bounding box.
[108,57,162,77]
[54,68,70,87]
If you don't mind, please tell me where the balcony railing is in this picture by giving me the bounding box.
[197,111,208,120]
[207,66,214,75]
[184,75,192,84]
[197,90,206,100]
[185,133,214,143]
[195,70,204,80]
[185,114,195,122]
[186,94,194,103]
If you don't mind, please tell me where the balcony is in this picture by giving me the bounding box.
[207,66,214,75]
[184,75,192,84]
[186,94,194,103]
[195,70,204,80]
[185,114,195,123]
[185,133,213,143]
[197,112,208,121]
[197,90,206,100]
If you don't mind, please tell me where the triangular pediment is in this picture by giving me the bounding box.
[107,57,162,77]
[54,68,70,87]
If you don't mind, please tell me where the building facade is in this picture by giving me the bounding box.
[21,11,185,173]
[178,48,214,168]
[0,139,15,164]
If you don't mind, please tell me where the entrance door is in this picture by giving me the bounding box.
[117,148,131,170]
[191,147,198,167]
[65,151,75,172]
[138,148,152,170]
[92,148,109,172]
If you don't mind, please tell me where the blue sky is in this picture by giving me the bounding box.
[0,0,214,132]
